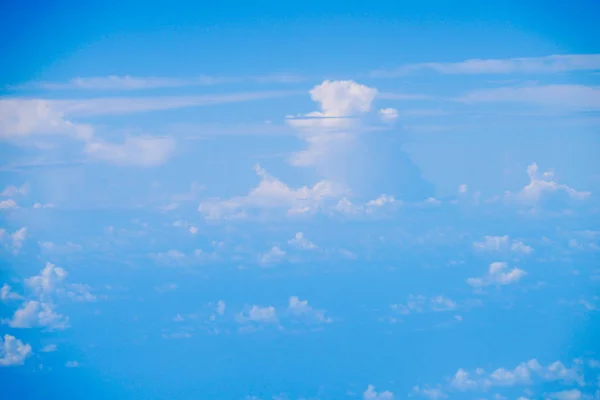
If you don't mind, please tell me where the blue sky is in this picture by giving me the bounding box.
[1,2,600,399]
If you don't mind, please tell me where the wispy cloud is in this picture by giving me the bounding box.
[13,73,306,91]
[371,54,600,77]
[459,84,600,110]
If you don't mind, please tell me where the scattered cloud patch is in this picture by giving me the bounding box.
[0,334,32,366]
[467,262,526,287]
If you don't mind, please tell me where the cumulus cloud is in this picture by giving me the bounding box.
[0,99,176,167]
[0,334,32,366]
[237,305,279,325]
[198,165,347,219]
[0,284,23,301]
[467,262,526,287]
[288,232,317,250]
[0,199,17,209]
[1,184,29,197]
[41,344,57,353]
[258,246,286,266]
[514,163,591,203]
[7,300,70,330]
[473,236,533,254]
[412,386,447,399]
[450,359,583,392]
[363,384,394,400]
[287,296,331,324]
[285,80,378,167]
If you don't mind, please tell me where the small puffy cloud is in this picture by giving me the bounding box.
[1,184,29,197]
[8,300,70,330]
[258,246,286,266]
[366,194,398,208]
[507,163,590,207]
[364,384,394,400]
[199,165,347,219]
[287,296,331,324]
[451,368,486,391]
[467,262,526,287]
[1,284,23,301]
[458,184,468,194]
[379,108,399,122]
[25,262,68,298]
[0,334,32,366]
[450,359,583,392]
[188,226,199,235]
[288,232,317,250]
[473,236,533,255]
[10,227,27,253]
[237,305,279,325]
[0,199,17,209]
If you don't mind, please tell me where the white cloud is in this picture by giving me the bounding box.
[188,226,199,235]
[287,296,331,324]
[473,236,533,254]
[0,227,27,253]
[450,359,583,392]
[458,184,468,194]
[288,232,317,250]
[258,246,286,266]
[0,199,17,209]
[237,305,278,324]
[371,54,600,77]
[25,262,68,298]
[8,300,69,330]
[24,262,95,301]
[1,284,23,301]
[0,98,177,167]
[0,334,32,366]
[1,184,29,197]
[514,163,591,203]
[285,80,378,167]
[363,384,394,400]
[366,194,398,208]
[467,262,526,287]
[198,165,347,219]
[379,108,399,122]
